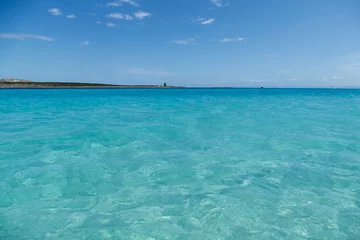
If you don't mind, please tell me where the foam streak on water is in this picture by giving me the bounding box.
[1,89,360,239]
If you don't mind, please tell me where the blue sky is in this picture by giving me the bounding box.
[0,0,359,87]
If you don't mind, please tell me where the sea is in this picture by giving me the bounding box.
[0,88,360,239]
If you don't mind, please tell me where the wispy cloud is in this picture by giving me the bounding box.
[89,13,97,16]
[66,14,76,19]
[192,17,205,22]
[106,2,122,7]
[332,76,343,79]
[134,11,151,19]
[0,33,54,41]
[96,21,101,24]
[126,68,175,77]
[341,62,360,68]
[193,17,215,25]
[106,22,117,27]
[122,0,139,6]
[211,0,228,7]
[220,37,245,43]
[106,0,139,7]
[48,8,62,16]
[80,41,90,46]
[106,13,133,20]
[289,78,298,81]
[170,38,196,45]
[244,79,263,83]
[201,18,215,24]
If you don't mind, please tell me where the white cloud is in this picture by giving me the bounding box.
[106,13,133,20]
[106,0,139,7]
[80,41,90,46]
[201,18,215,24]
[289,78,298,81]
[332,76,343,79]
[193,17,206,22]
[89,13,97,16]
[220,37,245,43]
[126,68,175,77]
[193,17,215,25]
[244,80,263,83]
[48,8,62,16]
[96,21,101,24]
[121,0,139,6]
[106,2,122,7]
[211,0,228,7]
[0,33,54,41]
[170,38,196,45]
[66,14,76,19]
[134,11,151,19]
[106,22,117,27]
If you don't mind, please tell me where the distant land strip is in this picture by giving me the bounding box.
[0,78,182,89]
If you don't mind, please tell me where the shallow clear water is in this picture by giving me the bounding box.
[1,89,360,239]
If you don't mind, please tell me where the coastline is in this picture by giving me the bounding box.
[1,82,359,89]
[0,82,183,89]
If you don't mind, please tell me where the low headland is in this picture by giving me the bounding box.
[0,78,182,89]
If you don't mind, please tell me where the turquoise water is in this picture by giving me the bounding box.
[1,89,360,239]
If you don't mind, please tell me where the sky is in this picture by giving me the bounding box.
[0,0,360,87]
